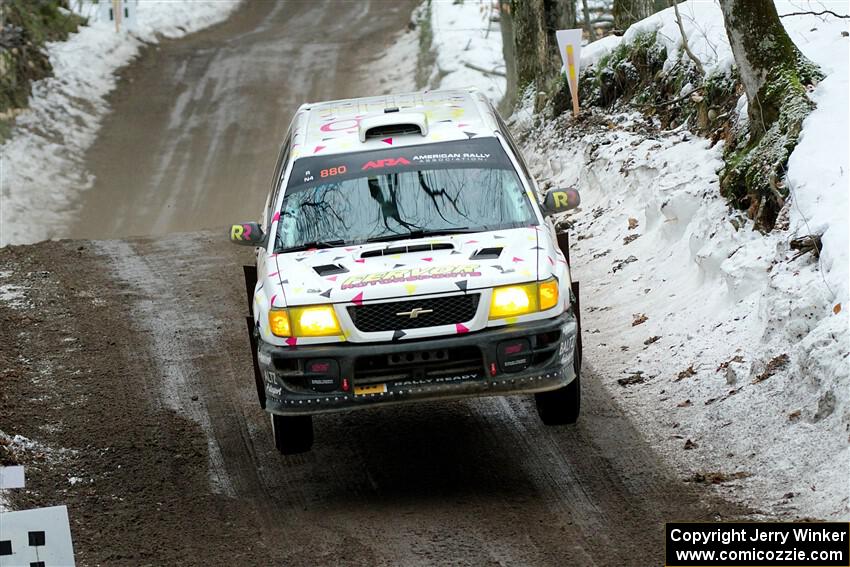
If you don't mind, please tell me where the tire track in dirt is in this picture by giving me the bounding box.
[94,239,235,497]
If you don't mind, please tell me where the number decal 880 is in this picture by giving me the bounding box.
[320,165,347,178]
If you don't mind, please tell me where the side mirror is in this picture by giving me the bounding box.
[541,188,580,217]
[229,222,266,247]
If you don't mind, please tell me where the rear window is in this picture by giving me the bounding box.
[275,138,538,252]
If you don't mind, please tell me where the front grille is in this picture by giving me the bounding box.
[354,345,483,385]
[348,294,480,333]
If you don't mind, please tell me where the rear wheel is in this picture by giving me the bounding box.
[271,413,314,454]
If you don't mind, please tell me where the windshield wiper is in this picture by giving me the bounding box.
[277,239,346,253]
[361,228,478,244]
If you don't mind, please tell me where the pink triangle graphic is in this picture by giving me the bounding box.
[512,257,523,263]
[456,323,469,334]
[355,258,365,263]
[352,292,364,306]
[326,276,338,282]
[422,257,433,262]
[285,337,298,347]
[313,145,325,154]
[382,137,393,145]
[270,294,278,307]
[272,211,281,222]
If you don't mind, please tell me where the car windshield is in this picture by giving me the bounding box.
[274,138,537,252]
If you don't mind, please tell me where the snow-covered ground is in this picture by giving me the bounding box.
[0,0,241,247]
[516,1,848,519]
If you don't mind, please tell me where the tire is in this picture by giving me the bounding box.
[535,371,580,425]
[270,413,314,454]
[535,311,582,425]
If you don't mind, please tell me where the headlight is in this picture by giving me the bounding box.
[291,305,341,336]
[489,278,559,320]
[490,282,538,318]
[269,305,341,337]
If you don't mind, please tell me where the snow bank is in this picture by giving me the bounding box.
[427,0,506,101]
[0,1,241,246]
[519,1,849,519]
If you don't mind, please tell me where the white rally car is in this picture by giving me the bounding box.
[231,88,582,454]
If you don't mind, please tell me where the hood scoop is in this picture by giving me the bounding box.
[470,247,503,260]
[361,242,454,259]
[313,263,349,276]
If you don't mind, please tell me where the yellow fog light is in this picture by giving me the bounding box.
[538,278,559,311]
[291,305,341,337]
[489,283,538,319]
[268,309,291,337]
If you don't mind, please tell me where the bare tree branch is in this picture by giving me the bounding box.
[672,1,705,75]
[779,9,850,19]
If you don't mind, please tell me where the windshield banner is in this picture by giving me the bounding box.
[286,137,512,193]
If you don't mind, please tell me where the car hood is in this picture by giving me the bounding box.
[270,226,554,306]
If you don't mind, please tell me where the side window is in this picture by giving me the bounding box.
[264,137,291,230]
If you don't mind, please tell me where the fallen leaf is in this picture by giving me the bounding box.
[628,217,639,230]
[716,355,745,372]
[644,335,661,345]
[834,303,842,314]
[617,372,645,386]
[684,439,698,450]
[686,471,751,484]
[788,410,801,422]
[632,313,648,326]
[753,353,790,383]
[675,365,696,381]
[677,399,691,407]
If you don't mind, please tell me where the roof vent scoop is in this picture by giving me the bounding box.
[359,112,429,142]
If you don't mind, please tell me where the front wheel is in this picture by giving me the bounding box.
[535,371,580,425]
[271,413,314,454]
[535,322,582,425]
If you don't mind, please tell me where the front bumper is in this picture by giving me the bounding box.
[258,312,577,415]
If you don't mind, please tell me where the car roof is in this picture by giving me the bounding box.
[288,88,501,161]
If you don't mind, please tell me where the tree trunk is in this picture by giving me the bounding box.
[719,0,815,132]
[511,0,549,91]
[580,0,593,36]
[718,0,822,230]
[613,0,656,30]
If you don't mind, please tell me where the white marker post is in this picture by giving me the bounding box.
[0,466,25,490]
[0,506,76,566]
[555,29,583,117]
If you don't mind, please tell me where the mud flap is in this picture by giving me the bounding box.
[557,231,582,372]
[243,265,266,409]
[571,281,582,373]
[557,230,571,267]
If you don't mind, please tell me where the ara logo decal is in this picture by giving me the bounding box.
[341,264,482,289]
[361,157,411,170]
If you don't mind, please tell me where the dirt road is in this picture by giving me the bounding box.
[0,234,747,566]
[68,0,418,240]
